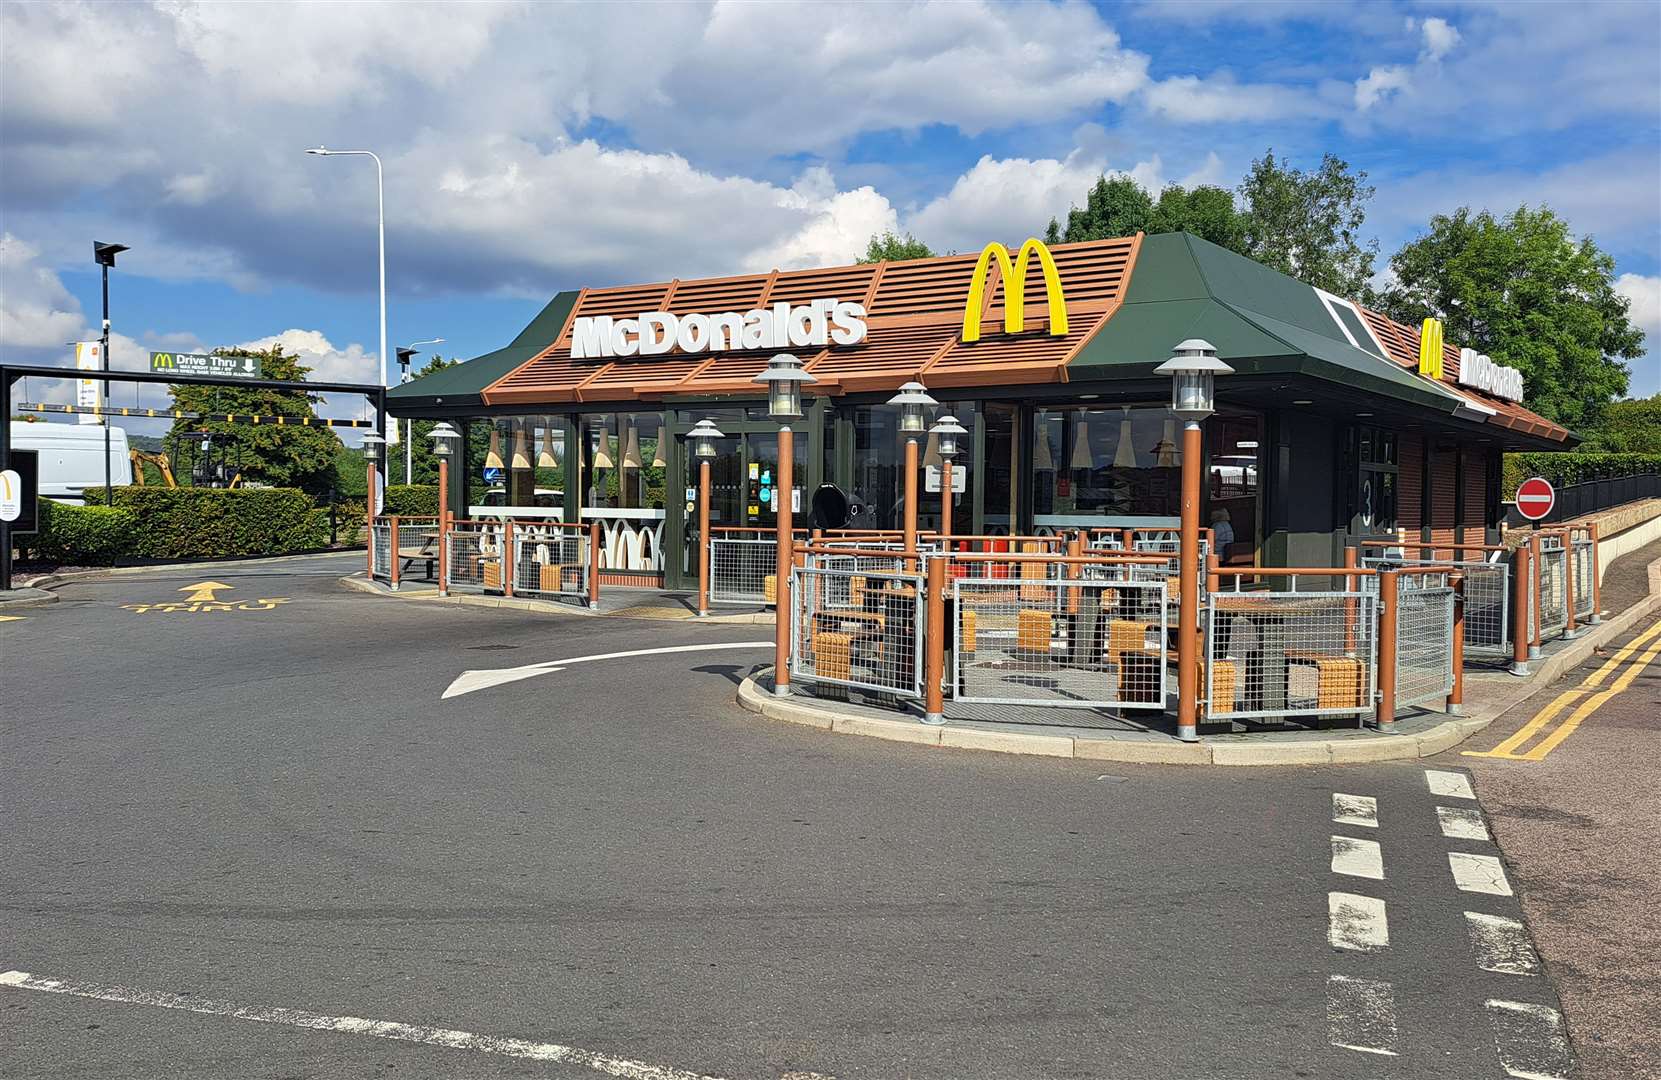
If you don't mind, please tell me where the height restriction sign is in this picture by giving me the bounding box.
[1515,476,1555,521]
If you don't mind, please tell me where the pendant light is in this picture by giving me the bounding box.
[1156,417,1178,467]
[510,420,531,470]
[622,416,643,469]
[1069,414,1093,470]
[484,424,504,470]
[1033,412,1054,471]
[537,417,558,468]
[1112,406,1137,469]
[591,417,614,470]
[649,414,667,468]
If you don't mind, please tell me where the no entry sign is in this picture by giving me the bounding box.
[1515,476,1556,521]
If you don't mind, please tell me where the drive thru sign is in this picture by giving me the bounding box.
[1516,476,1555,521]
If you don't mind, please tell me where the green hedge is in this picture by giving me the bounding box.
[1502,453,1661,498]
[26,499,139,565]
[85,486,331,558]
[384,485,439,516]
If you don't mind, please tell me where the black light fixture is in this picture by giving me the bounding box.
[93,241,129,268]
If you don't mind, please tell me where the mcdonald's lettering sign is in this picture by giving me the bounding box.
[962,238,1069,343]
[1417,317,1444,380]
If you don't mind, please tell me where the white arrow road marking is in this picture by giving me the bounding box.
[0,969,731,1080]
[442,641,774,699]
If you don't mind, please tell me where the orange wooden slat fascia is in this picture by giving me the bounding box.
[754,268,781,307]
[570,277,679,403]
[480,286,588,404]
[860,262,886,308]
[919,362,1071,390]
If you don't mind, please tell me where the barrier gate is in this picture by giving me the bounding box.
[709,536,778,605]
[1396,573,1457,710]
[790,563,925,698]
[1204,590,1378,722]
[1364,557,1510,657]
[369,520,393,581]
[511,526,588,602]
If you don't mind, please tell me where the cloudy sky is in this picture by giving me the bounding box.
[2,0,1658,440]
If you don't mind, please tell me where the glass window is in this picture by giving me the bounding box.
[1206,412,1261,565]
[466,415,566,515]
[852,405,903,530]
[982,404,1019,535]
[1032,404,1182,523]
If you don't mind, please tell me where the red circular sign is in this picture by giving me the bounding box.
[1515,476,1556,521]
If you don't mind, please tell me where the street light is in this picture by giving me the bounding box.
[395,338,444,484]
[887,380,937,558]
[930,414,967,539]
[755,355,815,696]
[92,241,129,503]
[1153,338,1233,742]
[429,421,460,595]
[305,146,390,448]
[689,418,726,617]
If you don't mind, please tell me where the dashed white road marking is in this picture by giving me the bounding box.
[1464,913,1543,976]
[1330,836,1384,880]
[0,969,731,1080]
[1331,793,1377,828]
[1328,892,1389,950]
[1425,769,1475,799]
[1437,805,1491,841]
[1486,999,1574,1080]
[441,641,774,699]
[1449,851,1514,896]
[1326,974,1398,1056]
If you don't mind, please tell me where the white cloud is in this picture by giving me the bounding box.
[1146,74,1326,123]
[906,150,1111,254]
[1419,16,1461,62]
[1354,65,1411,111]
[0,233,85,350]
[237,328,379,386]
[1614,273,1660,397]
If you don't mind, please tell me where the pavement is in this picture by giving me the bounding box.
[1,548,1650,1078]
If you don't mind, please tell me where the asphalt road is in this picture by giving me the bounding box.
[0,553,1589,1079]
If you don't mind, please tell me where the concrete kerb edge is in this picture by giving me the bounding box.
[0,585,58,608]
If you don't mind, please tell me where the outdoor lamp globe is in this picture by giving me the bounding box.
[930,414,967,459]
[1153,338,1233,422]
[362,432,386,463]
[753,353,815,420]
[689,418,725,459]
[888,381,937,433]
[428,421,460,458]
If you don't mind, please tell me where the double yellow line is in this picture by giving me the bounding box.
[1465,617,1661,761]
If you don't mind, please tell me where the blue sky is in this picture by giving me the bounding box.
[2,0,1657,444]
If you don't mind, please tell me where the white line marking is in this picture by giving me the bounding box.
[1486,999,1574,1080]
[442,641,774,699]
[1425,769,1475,799]
[1332,793,1378,828]
[1465,913,1543,976]
[0,969,729,1080]
[1438,805,1492,841]
[1330,836,1384,880]
[1326,974,1398,1056]
[1449,851,1514,896]
[1328,892,1389,950]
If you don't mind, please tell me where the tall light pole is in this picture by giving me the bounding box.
[689,418,725,617]
[305,146,389,449]
[930,414,966,541]
[396,338,444,483]
[429,421,459,594]
[92,241,128,503]
[888,381,936,564]
[755,354,814,696]
[1154,339,1232,742]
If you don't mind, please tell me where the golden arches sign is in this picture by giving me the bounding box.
[962,238,1069,343]
[1418,317,1445,380]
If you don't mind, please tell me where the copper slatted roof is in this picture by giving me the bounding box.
[1357,307,1568,440]
[483,236,1141,405]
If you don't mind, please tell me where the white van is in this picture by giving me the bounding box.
[9,421,133,501]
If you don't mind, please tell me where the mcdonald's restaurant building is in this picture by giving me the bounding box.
[388,231,1573,589]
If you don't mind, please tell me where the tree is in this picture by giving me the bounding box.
[1376,206,1642,430]
[390,355,462,485]
[859,231,934,263]
[163,345,342,496]
[1239,150,1378,300]
[1149,184,1247,251]
[1582,395,1661,453]
[1045,174,1154,244]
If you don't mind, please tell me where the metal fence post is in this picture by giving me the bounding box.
[1510,543,1530,676]
[1588,522,1602,624]
[588,520,602,610]
[1448,570,1465,715]
[1529,533,1543,659]
[1376,568,1399,731]
[1343,546,1358,655]
[501,519,514,598]
[437,515,449,597]
[389,516,401,591]
[923,555,946,725]
[1562,531,1578,639]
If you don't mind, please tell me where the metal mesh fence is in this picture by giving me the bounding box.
[790,564,924,698]
[953,577,1168,709]
[1538,538,1568,634]
[710,537,778,605]
[393,520,440,585]
[1396,575,1455,710]
[511,527,587,602]
[1204,591,1378,721]
[446,522,502,594]
[1571,538,1595,619]
[370,521,392,581]
[1364,557,1509,657]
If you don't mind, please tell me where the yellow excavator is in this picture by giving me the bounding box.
[129,449,178,488]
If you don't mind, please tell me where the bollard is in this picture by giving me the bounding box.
[1375,568,1399,731]
[500,519,514,598]
[587,520,602,610]
[365,462,378,579]
[1448,570,1465,715]
[923,554,946,725]
[1529,533,1543,659]
[1510,543,1530,676]
[389,516,401,591]
[1563,530,1578,639]
[1589,522,1602,624]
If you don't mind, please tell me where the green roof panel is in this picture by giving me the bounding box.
[388,291,578,411]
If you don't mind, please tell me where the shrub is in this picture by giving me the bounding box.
[384,485,439,516]
[85,486,333,559]
[1501,453,1661,498]
[28,499,138,565]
